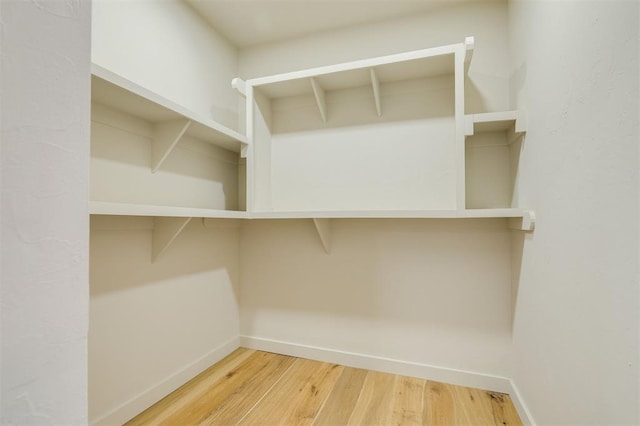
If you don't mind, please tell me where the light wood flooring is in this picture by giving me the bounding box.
[127,348,522,425]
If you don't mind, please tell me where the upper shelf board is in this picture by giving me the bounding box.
[244,38,473,99]
[91,64,248,153]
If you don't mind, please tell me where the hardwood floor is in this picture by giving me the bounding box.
[126,348,522,425]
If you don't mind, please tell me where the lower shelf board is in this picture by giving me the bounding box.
[126,348,523,426]
[90,201,533,224]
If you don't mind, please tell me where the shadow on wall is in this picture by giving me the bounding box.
[510,228,534,327]
[89,216,241,296]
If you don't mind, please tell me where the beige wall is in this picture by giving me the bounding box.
[89,218,240,424]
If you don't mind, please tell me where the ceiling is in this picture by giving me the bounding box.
[185,0,471,48]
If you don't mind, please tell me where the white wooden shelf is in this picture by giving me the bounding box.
[464,110,526,138]
[91,64,249,171]
[89,201,248,219]
[89,38,536,262]
[245,41,471,98]
[237,37,474,122]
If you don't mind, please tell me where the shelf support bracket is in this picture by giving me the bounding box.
[152,119,191,173]
[310,77,328,123]
[509,210,535,232]
[369,68,382,117]
[152,216,192,262]
[312,218,332,254]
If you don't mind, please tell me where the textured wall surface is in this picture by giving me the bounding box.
[508,1,639,424]
[0,0,91,423]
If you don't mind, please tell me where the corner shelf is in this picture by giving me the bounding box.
[90,64,248,262]
[91,64,249,172]
[90,202,248,263]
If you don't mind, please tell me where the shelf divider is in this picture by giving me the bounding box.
[312,218,332,254]
[152,119,191,173]
[152,216,192,262]
[310,77,328,122]
[369,68,382,117]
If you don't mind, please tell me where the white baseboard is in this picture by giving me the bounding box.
[506,379,537,426]
[240,335,535,425]
[91,336,240,426]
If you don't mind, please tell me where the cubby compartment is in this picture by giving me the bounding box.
[464,111,526,209]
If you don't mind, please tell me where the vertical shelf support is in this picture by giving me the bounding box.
[232,78,251,158]
[152,119,191,173]
[312,218,332,254]
[152,216,192,262]
[369,68,382,117]
[464,36,475,72]
[310,77,328,123]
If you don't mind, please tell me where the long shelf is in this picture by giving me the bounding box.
[236,37,474,123]
[90,202,533,260]
[246,40,471,99]
[249,208,531,220]
[90,202,531,222]
[91,64,248,155]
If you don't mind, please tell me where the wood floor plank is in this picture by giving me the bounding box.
[238,358,344,425]
[198,352,296,425]
[388,375,426,426]
[423,381,457,425]
[126,348,254,426]
[126,350,524,426]
[453,385,499,426]
[488,391,523,426]
[312,366,368,425]
[159,351,289,425]
[347,370,396,425]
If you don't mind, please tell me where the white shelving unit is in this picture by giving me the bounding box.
[90,65,249,261]
[231,36,534,254]
[90,37,534,260]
